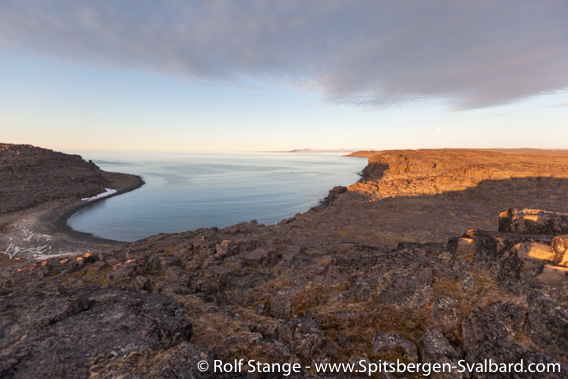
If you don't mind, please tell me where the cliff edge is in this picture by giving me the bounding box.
[0,143,142,214]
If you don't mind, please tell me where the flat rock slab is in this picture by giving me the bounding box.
[0,287,191,378]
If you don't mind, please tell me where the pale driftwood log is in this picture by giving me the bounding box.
[9,246,19,259]
[3,243,50,258]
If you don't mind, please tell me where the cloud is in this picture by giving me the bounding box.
[1,0,567,109]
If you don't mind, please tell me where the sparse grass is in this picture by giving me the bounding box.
[317,305,430,364]
[291,282,350,317]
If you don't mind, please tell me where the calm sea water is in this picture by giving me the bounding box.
[67,151,366,242]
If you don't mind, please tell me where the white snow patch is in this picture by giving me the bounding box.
[81,188,117,201]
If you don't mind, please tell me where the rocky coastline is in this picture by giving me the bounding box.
[0,143,144,263]
[1,145,568,378]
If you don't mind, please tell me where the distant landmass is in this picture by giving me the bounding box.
[290,148,361,153]
[259,148,364,154]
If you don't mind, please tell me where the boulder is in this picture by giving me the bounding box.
[418,329,462,378]
[484,301,527,333]
[377,267,433,308]
[276,314,335,362]
[552,235,568,265]
[526,290,568,359]
[515,241,555,262]
[499,208,568,235]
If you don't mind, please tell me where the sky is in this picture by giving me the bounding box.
[1,0,567,152]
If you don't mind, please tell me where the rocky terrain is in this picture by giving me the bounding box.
[0,144,142,214]
[0,143,143,262]
[1,146,568,378]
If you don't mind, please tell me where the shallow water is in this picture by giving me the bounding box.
[67,151,366,242]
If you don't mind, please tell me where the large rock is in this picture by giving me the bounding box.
[552,235,568,266]
[454,229,564,294]
[526,290,568,360]
[276,314,335,363]
[499,208,568,235]
[418,329,462,378]
[462,309,567,378]
[0,287,191,378]
[484,301,527,334]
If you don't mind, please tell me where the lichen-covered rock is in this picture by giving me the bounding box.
[0,288,191,378]
[461,309,568,378]
[484,301,527,334]
[418,329,462,378]
[377,266,433,308]
[270,288,298,320]
[461,311,534,375]
[433,296,460,326]
[455,229,558,294]
[526,290,568,360]
[462,311,512,354]
[276,314,335,363]
[499,208,568,235]
[372,332,418,362]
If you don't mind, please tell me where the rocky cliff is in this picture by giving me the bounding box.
[0,144,142,214]
[1,148,567,378]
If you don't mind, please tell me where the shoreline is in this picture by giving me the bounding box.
[0,172,145,264]
[2,148,366,262]
[6,146,568,263]
[57,153,367,243]
[53,175,145,244]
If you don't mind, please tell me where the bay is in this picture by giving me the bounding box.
[67,151,366,242]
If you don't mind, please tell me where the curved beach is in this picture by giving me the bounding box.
[0,144,144,263]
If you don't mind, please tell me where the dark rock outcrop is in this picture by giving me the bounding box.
[0,144,142,214]
[0,287,191,378]
[499,208,568,235]
[418,329,462,378]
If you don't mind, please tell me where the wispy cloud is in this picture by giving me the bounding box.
[1,0,567,110]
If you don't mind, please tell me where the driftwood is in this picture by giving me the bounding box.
[3,243,50,259]
[4,243,19,259]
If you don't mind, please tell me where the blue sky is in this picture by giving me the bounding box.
[1,1,567,152]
